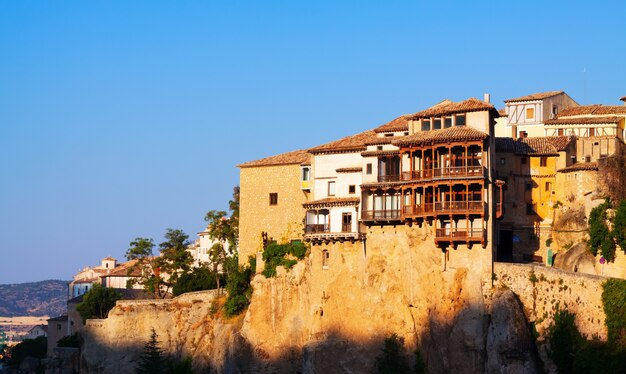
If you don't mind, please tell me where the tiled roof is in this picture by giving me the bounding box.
[545,116,623,126]
[556,105,626,117]
[303,197,360,209]
[361,150,401,157]
[557,162,598,173]
[495,136,572,156]
[394,126,488,146]
[336,167,362,173]
[498,108,507,116]
[361,181,408,189]
[409,98,495,119]
[48,315,68,322]
[365,138,395,146]
[102,260,142,277]
[504,91,563,103]
[238,149,311,168]
[308,130,378,154]
[374,114,412,133]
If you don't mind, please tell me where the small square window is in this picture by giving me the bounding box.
[545,182,552,192]
[421,119,431,131]
[269,193,278,205]
[349,185,356,194]
[540,157,547,167]
[377,145,383,151]
[366,163,372,175]
[526,107,535,120]
[455,114,466,126]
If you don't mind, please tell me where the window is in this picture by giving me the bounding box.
[342,213,352,232]
[328,181,336,196]
[302,167,310,182]
[433,118,442,130]
[377,145,383,151]
[557,128,564,136]
[552,104,558,117]
[545,182,552,192]
[269,193,278,205]
[366,163,372,175]
[500,158,505,165]
[444,116,452,128]
[540,157,547,167]
[521,157,527,165]
[589,128,596,136]
[349,185,356,194]
[384,133,393,137]
[526,107,535,120]
[455,114,466,126]
[322,250,329,269]
[421,119,431,131]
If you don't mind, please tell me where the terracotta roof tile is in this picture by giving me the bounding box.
[409,98,495,119]
[557,105,626,117]
[308,130,378,154]
[361,150,401,157]
[102,260,142,277]
[238,149,311,168]
[336,167,362,173]
[394,126,488,146]
[545,116,623,126]
[303,197,360,209]
[495,136,572,156]
[558,162,598,173]
[374,114,412,133]
[504,91,563,103]
[498,108,507,116]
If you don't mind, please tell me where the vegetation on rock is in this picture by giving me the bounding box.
[77,284,121,320]
[587,198,626,262]
[602,278,626,348]
[224,256,255,317]
[261,242,307,278]
[374,333,417,374]
[135,328,194,374]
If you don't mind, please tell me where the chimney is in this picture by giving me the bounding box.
[484,93,491,104]
[620,96,626,106]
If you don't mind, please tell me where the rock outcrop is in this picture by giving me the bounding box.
[553,242,597,275]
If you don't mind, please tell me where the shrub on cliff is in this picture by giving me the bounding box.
[224,256,255,317]
[261,242,307,278]
[172,264,221,297]
[602,278,626,349]
[546,309,583,373]
[77,284,121,320]
[375,333,411,374]
[136,329,194,374]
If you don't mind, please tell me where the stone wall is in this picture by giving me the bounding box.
[493,262,607,340]
[239,164,309,265]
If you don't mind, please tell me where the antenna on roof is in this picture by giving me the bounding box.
[583,67,587,104]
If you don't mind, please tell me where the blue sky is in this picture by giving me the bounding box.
[1,1,624,284]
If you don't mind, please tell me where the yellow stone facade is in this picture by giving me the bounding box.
[238,164,309,265]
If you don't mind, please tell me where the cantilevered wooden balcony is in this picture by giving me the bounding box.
[377,174,401,183]
[305,224,329,234]
[361,209,402,221]
[435,228,484,242]
[304,223,363,244]
[400,166,485,182]
[433,200,484,215]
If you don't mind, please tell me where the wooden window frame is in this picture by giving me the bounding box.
[526,107,535,121]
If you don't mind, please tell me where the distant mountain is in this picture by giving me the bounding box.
[0,280,68,317]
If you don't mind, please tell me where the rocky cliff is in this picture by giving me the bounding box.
[81,225,607,373]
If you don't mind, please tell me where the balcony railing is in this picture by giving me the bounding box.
[342,223,352,233]
[401,166,484,181]
[305,224,329,233]
[435,228,484,240]
[402,203,434,216]
[377,174,401,183]
[361,209,402,220]
[433,200,483,214]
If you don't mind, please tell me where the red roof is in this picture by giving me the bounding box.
[504,91,564,103]
[238,149,312,168]
[308,130,378,154]
[557,105,626,117]
[495,136,573,156]
[374,114,412,133]
[394,126,488,146]
[545,116,623,126]
[409,98,495,119]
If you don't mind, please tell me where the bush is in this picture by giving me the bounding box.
[224,261,254,317]
[546,309,583,373]
[588,199,613,258]
[7,336,47,367]
[375,333,411,374]
[77,284,121,320]
[602,278,626,348]
[261,242,307,278]
[57,333,80,348]
[172,265,221,296]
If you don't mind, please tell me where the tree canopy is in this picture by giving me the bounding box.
[77,284,122,320]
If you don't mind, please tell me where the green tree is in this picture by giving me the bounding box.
[6,336,47,368]
[546,309,583,374]
[76,284,121,320]
[224,258,255,317]
[135,328,166,374]
[375,333,411,374]
[126,229,193,298]
[172,264,219,297]
[612,200,626,251]
[209,242,227,293]
[204,186,240,253]
[588,199,616,261]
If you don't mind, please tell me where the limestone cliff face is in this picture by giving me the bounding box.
[81,224,609,373]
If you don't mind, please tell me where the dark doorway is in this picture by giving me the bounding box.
[497,230,513,262]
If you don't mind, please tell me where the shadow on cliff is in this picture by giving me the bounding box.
[79,296,543,374]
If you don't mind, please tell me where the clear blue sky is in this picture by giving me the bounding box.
[1,1,624,284]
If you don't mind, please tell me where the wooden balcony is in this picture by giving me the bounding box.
[433,200,484,215]
[401,166,484,182]
[402,203,434,217]
[305,224,329,233]
[361,209,402,221]
[377,174,401,183]
[435,228,484,241]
